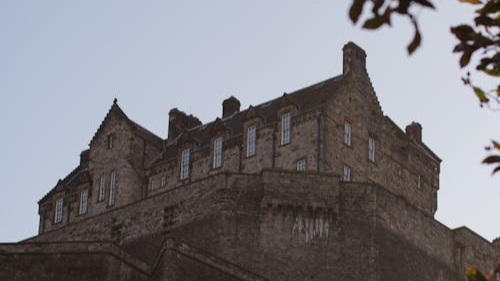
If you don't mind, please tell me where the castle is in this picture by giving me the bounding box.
[1,42,499,281]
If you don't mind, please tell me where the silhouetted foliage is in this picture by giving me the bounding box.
[349,0,500,174]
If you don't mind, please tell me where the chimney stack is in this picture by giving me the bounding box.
[168,108,202,140]
[222,96,240,118]
[343,41,367,75]
[405,122,422,142]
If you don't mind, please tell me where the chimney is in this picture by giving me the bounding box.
[405,122,422,142]
[168,108,202,140]
[80,150,89,166]
[222,96,240,118]
[343,41,367,75]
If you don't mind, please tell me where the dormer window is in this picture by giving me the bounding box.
[213,137,223,168]
[180,148,190,180]
[344,121,351,146]
[54,198,63,223]
[281,112,291,145]
[247,125,256,157]
[79,189,88,215]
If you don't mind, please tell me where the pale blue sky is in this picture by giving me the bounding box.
[1,1,498,242]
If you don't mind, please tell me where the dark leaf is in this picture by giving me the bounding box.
[396,0,411,14]
[460,51,473,67]
[466,265,489,281]
[473,86,489,102]
[413,0,436,9]
[407,16,421,54]
[363,16,387,29]
[372,0,384,14]
[492,165,500,174]
[450,25,477,41]
[477,0,500,14]
[458,0,483,4]
[349,0,367,23]
[482,155,500,164]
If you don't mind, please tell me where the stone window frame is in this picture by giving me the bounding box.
[243,119,260,158]
[280,111,292,145]
[212,136,223,169]
[296,158,307,172]
[79,189,89,215]
[342,164,351,182]
[180,148,191,180]
[368,135,376,162]
[107,134,114,149]
[160,174,166,188]
[150,178,155,191]
[343,120,352,147]
[108,171,116,206]
[246,125,257,157]
[98,175,106,202]
[54,197,63,224]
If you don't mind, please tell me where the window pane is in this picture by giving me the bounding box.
[344,121,351,146]
[79,189,88,214]
[109,171,116,206]
[213,137,223,168]
[247,126,256,157]
[281,113,291,145]
[180,149,190,180]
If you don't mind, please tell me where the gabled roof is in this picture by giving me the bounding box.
[89,99,163,149]
[38,164,90,204]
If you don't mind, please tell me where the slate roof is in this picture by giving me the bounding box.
[150,75,344,167]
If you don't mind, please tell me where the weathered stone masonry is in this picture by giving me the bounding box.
[1,42,499,281]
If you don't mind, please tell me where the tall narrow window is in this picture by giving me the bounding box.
[54,198,63,223]
[109,171,116,206]
[79,189,88,214]
[342,165,351,182]
[150,178,155,190]
[213,137,223,168]
[417,175,421,189]
[107,134,113,149]
[281,112,291,145]
[180,148,190,180]
[344,121,351,146]
[368,137,375,162]
[98,176,106,202]
[161,175,166,188]
[247,125,256,157]
[296,158,306,172]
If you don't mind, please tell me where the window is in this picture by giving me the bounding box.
[281,112,291,145]
[180,148,190,180]
[344,121,351,146]
[107,134,113,149]
[79,189,88,215]
[342,165,351,182]
[368,137,375,162]
[247,125,256,157]
[98,176,106,202]
[417,175,421,189]
[109,171,116,206]
[54,198,63,223]
[213,137,223,168]
[161,175,166,188]
[296,158,306,172]
[150,178,155,190]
